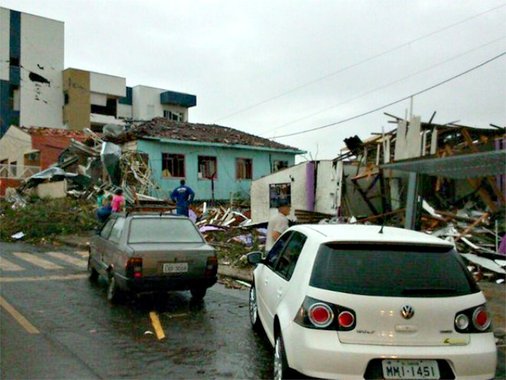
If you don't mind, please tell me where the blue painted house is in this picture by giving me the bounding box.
[121,118,304,201]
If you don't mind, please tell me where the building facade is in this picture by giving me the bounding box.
[0,7,64,136]
[1,7,197,137]
[120,118,304,201]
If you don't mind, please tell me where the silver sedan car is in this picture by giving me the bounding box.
[88,212,218,302]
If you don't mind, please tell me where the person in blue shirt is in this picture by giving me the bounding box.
[170,179,195,217]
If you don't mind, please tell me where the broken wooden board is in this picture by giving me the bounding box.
[461,253,506,274]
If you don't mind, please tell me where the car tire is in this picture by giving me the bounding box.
[190,287,207,300]
[249,285,263,332]
[274,333,295,380]
[87,257,99,282]
[107,273,122,303]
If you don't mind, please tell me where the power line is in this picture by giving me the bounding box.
[270,51,506,139]
[213,2,506,123]
[264,36,506,136]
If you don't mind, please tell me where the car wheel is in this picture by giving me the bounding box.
[249,285,263,332]
[190,287,207,300]
[107,273,122,303]
[87,257,99,282]
[274,333,294,380]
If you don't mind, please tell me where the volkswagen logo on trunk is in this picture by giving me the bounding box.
[401,305,415,319]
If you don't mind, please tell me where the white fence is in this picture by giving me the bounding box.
[0,164,41,179]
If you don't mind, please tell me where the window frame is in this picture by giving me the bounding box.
[108,217,125,244]
[274,231,307,281]
[100,218,116,239]
[272,160,289,173]
[265,231,293,269]
[236,157,253,180]
[161,153,185,178]
[197,155,218,180]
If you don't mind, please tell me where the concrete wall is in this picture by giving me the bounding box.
[117,103,132,119]
[19,12,64,129]
[250,160,338,223]
[314,160,338,215]
[136,138,296,201]
[251,162,309,223]
[132,86,189,121]
[0,126,31,169]
[90,72,125,97]
[63,68,90,130]
[36,180,67,198]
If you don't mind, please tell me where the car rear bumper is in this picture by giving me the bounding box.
[116,274,217,293]
[284,323,497,380]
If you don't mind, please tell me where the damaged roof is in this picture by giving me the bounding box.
[21,126,88,139]
[110,118,303,152]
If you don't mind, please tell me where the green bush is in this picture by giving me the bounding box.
[0,198,99,243]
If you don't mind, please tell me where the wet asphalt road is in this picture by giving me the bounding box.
[1,241,504,379]
[0,242,272,379]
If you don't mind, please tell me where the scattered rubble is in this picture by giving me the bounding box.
[1,116,504,283]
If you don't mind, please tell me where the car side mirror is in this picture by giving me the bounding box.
[246,251,264,266]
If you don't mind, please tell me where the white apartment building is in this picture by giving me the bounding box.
[0,7,64,135]
[1,7,197,136]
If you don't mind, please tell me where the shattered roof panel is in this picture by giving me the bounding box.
[22,127,88,139]
[116,118,302,152]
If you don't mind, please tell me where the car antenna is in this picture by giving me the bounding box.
[379,222,385,234]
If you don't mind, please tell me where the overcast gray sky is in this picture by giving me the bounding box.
[4,0,505,160]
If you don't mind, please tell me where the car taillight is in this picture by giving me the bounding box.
[472,306,491,331]
[308,303,334,328]
[294,296,356,331]
[126,257,143,279]
[455,304,491,333]
[205,255,218,277]
[338,311,355,328]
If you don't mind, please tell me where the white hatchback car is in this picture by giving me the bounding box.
[247,224,497,380]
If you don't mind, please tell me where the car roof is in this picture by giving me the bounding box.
[291,224,453,247]
[112,212,189,219]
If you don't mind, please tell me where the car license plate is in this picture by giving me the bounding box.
[382,360,440,379]
[163,262,188,273]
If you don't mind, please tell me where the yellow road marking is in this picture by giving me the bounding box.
[0,257,25,272]
[0,296,40,334]
[46,251,87,269]
[0,274,87,283]
[13,252,63,270]
[149,311,166,340]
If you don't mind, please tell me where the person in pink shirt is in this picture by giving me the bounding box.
[111,188,125,213]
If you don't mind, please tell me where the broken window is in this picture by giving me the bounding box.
[9,85,20,111]
[198,156,217,179]
[162,153,185,178]
[24,152,40,167]
[163,110,184,121]
[10,161,17,177]
[64,92,69,105]
[236,158,252,180]
[0,159,8,177]
[9,57,19,67]
[272,160,288,173]
[91,97,117,117]
[269,183,291,208]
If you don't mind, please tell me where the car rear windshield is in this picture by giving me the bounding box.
[128,218,204,244]
[310,243,479,297]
